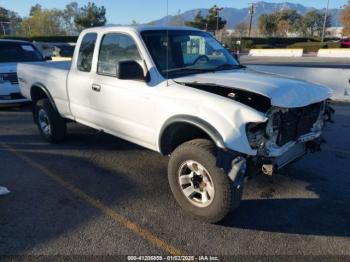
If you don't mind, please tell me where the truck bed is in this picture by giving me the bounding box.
[18,61,72,116]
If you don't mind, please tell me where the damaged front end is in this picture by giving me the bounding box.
[177,79,333,178]
[246,100,334,175]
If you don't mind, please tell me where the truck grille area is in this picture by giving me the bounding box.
[0,72,19,85]
[272,102,323,146]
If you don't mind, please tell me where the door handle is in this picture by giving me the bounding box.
[92,84,101,92]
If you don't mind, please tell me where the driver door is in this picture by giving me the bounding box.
[89,33,156,148]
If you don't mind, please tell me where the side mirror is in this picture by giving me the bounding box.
[117,60,145,80]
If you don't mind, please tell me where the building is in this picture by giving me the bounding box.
[326,27,344,38]
[0,21,12,36]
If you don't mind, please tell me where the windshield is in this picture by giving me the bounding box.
[0,42,44,63]
[141,30,240,78]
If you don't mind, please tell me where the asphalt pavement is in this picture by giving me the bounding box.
[0,104,350,260]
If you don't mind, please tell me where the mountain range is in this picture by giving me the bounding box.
[151,1,343,28]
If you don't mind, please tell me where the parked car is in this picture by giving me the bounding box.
[18,26,334,222]
[340,38,350,48]
[0,39,45,104]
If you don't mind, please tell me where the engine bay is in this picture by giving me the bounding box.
[179,82,272,113]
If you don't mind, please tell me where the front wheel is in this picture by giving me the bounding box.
[34,99,66,143]
[168,139,243,223]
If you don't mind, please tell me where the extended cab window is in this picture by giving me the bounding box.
[98,33,141,76]
[77,33,97,72]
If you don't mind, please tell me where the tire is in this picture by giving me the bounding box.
[168,139,243,223]
[34,99,66,143]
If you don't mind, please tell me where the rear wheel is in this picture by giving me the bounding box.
[34,99,66,143]
[168,139,243,223]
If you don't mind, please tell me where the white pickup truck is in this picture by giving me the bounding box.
[18,26,334,222]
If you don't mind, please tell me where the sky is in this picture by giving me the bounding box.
[0,0,348,25]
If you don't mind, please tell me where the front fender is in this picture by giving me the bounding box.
[200,102,267,155]
[159,115,226,152]
[156,82,268,156]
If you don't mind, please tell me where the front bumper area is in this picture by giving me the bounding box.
[218,136,324,186]
[254,137,325,176]
[0,93,29,104]
[259,142,306,176]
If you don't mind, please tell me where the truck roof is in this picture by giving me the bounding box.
[82,25,201,34]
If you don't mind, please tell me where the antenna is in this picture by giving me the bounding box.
[166,0,169,86]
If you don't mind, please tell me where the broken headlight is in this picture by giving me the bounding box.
[246,122,267,149]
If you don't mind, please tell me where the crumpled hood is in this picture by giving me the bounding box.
[174,68,332,108]
[0,63,17,73]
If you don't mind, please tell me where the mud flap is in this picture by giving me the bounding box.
[228,157,247,188]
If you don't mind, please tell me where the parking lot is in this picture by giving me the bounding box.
[240,56,350,68]
[0,103,350,258]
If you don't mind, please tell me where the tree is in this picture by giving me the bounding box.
[301,10,331,37]
[61,2,79,35]
[0,7,9,22]
[74,2,106,30]
[275,9,302,36]
[185,11,206,30]
[30,4,42,16]
[258,9,303,37]
[257,8,331,37]
[205,5,226,32]
[0,7,22,35]
[8,10,22,35]
[258,14,277,36]
[185,6,226,32]
[17,8,64,36]
[15,3,80,36]
[341,1,350,36]
[234,22,249,37]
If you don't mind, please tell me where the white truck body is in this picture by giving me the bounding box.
[18,26,331,156]
[17,26,334,222]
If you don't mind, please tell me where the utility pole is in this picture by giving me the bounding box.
[214,6,224,37]
[321,0,330,42]
[248,3,256,38]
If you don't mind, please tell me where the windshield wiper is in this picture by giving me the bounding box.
[163,67,211,73]
[163,64,246,75]
[211,64,245,71]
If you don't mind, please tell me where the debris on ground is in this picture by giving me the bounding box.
[0,187,10,196]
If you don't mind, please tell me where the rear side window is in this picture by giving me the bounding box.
[97,33,141,76]
[77,33,97,72]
